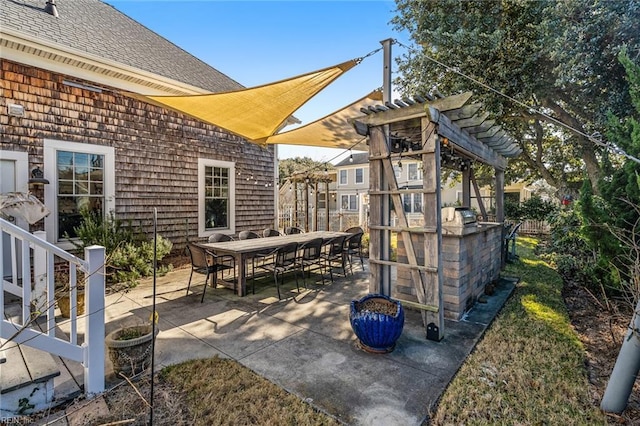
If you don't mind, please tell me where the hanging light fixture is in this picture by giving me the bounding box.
[349,150,353,163]
[29,167,49,185]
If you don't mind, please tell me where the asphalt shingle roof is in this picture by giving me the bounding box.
[1,0,243,92]
[335,152,369,167]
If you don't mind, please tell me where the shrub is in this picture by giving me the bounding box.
[68,210,173,289]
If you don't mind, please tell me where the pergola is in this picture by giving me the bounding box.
[353,91,520,341]
[284,170,335,232]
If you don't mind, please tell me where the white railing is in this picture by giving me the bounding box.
[0,217,105,395]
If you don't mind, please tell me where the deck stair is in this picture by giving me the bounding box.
[0,341,60,417]
[1,305,84,418]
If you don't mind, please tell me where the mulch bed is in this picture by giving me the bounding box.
[562,280,640,425]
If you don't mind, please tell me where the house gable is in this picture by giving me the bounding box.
[0,0,243,95]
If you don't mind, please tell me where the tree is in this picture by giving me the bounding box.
[278,157,333,183]
[392,0,640,199]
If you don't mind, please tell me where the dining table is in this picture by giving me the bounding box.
[199,231,351,296]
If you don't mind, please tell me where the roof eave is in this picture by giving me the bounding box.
[1,27,210,95]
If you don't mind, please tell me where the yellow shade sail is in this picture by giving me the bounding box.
[125,60,358,143]
[263,90,383,150]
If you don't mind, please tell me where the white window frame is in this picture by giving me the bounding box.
[408,162,423,181]
[44,139,115,249]
[402,193,423,214]
[318,192,327,209]
[339,169,347,185]
[355,167,364,184]
[341,194,358,211]
[0,150,29,229]
[198,158,235,238]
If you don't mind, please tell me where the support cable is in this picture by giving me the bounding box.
[395,40,640,165]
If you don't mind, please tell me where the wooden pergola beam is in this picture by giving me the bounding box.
[427,107,507,170]
[353,92,473,128]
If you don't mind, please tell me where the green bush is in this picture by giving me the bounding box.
[68,210,173,289]
[506,194,558,222]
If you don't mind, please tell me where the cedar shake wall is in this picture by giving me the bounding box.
[394,224,502,320]
[0,59,275,254]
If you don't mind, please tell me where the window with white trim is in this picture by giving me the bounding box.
[408,162,423,181]
[339,169,347,185]
[198,159,235,236]
[318,192,326,209]
[355,168,364,184]
[44,140,115,245]
[341,194,358,211]
[403,193,423,213]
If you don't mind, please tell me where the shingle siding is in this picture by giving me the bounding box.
[1,59,275,254]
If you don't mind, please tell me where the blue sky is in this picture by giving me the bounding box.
[104,0,411,164]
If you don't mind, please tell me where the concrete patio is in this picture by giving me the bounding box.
[43,259,515,425]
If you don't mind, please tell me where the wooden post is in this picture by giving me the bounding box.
[304,178,309,232]
[325,182,330,231]
[462,168,471,208]
[368,126,387,295]
[422,118,444,341]
[293,183,299,227]
[495,169,506,266]
[470,169,488,220]
[314,182,319,231]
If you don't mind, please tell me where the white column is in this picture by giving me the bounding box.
[83,244,105,395]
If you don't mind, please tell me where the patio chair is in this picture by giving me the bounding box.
[239,230,277,278]
[320,235,348,284]
[344,226,364,234]
[505,222,522,262]
[284,226,304,235]
[344,231,365,273]
[208,233,234,243]
[208,233,236,280]
[185,243,235,303]
[298,237,325,287]
[263,228,282,237]
[253,241,300,299]
[238,230,261,240]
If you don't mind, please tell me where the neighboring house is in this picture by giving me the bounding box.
[332,153,493,226]
[504,181,534,204]
[334,152,369,215]
[0,0,277,258]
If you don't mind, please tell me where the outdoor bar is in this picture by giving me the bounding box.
[354,89,521,340]
[396,218,503,320]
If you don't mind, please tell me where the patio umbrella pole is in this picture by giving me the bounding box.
[148,207,158,425]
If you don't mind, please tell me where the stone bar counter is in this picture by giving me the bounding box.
[394,222,503,320]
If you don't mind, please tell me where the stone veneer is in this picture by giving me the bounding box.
[393,223,503,320]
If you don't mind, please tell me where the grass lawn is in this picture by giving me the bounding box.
[431,236,606,424]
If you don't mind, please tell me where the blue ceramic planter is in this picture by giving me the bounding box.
[349,294,405,353]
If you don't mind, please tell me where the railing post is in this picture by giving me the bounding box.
[83,244,105,395]
[32,231,48,312]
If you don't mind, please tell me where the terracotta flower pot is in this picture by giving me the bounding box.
[105,325,158,376]
[349,294,405,353]
[58,291,85,318]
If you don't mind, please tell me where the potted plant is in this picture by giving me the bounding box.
[349,294,405,354]
[105,312,159,377]
[55,270,85,318]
